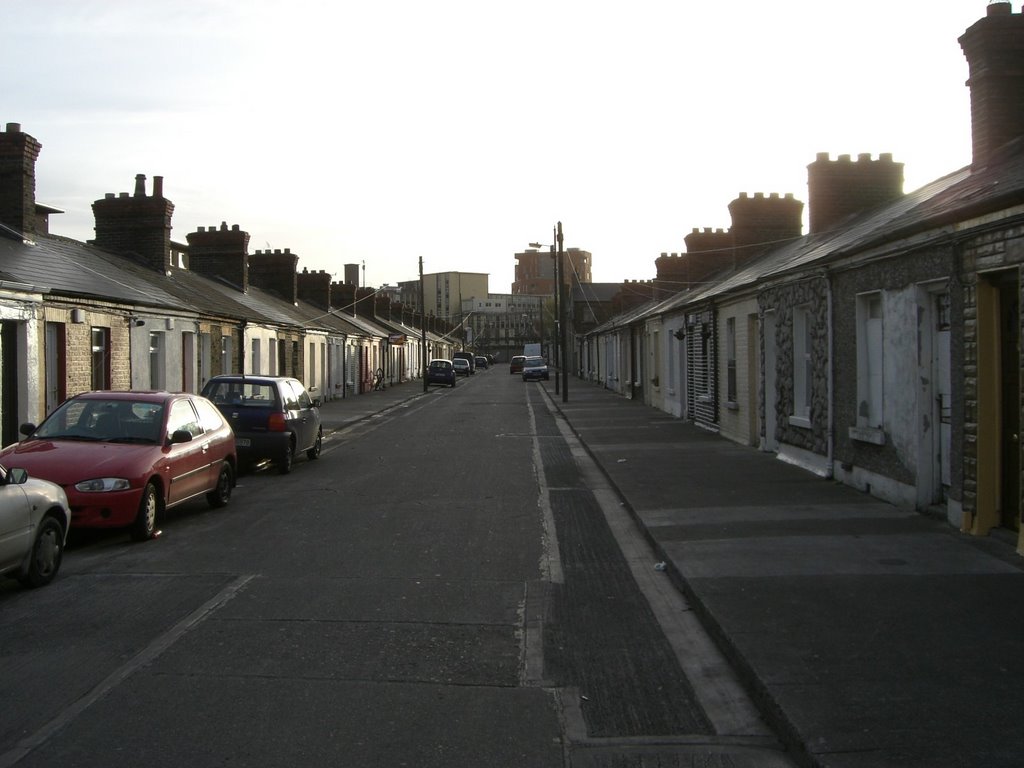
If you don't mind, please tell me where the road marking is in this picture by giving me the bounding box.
[520,391,564,688]
[0,574,256,768]
[540,388,780,742]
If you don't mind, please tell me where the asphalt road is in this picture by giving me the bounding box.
[0,371,796,767]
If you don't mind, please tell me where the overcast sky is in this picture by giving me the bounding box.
[4,1,989,293]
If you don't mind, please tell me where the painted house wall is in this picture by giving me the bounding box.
[0,291,41,442]
[830,246,956,512]
[758,279,831,474]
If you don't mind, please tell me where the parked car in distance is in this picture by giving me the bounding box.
[1,391,236,542]
[0,463,71,587]
[201,375,322,475]
[522,356,550,381]
[452,358,472,377]
[452,351,476,374]
[474,356,489,370]
[426,359,457,388]
[510,355,526,374]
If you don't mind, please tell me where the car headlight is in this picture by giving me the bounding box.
[75,478,132,492]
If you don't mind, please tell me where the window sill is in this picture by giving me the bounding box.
[726,401,739,411]
[849,426,885,445]
[788,415,811,429]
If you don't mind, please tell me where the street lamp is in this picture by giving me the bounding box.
[529,236,559,395]
[529,222,568,402]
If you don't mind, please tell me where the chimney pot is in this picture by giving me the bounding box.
[133,174,146,197]
[153,176,163,198]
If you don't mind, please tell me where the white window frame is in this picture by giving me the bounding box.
[149,331,165,390]
[251,338,261,375]
[220,335,233,375]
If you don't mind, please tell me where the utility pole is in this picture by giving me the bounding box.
[557,221,568,402]
[420,256,428,393]
[551,226,560,395]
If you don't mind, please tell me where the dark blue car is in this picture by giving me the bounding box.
[201,375,322,475]
[426,359,457,388]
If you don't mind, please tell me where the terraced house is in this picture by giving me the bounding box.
[580,3,1024,552]
[0,124,449,446]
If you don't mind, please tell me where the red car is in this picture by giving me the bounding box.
[0,391,237,541]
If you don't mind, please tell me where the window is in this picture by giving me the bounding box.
[220,335,233,375]
[193,396,225,433]
[167,399,201,439]
[45,322,66,414]
[149,332,165,390]
[251,338,261,375]
[91,327,111,390]
[308,342,316,388]
[726,317,737,404]
[856,293,884,429]
[792,306,812,423]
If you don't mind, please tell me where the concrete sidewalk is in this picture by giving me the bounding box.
[543,381,1024,768]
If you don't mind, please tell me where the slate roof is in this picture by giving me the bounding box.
[0,229,333,331]
[580,142,1024,336]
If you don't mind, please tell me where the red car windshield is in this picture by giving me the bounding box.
[33,398,165,444]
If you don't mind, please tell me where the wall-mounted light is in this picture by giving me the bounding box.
[70,308,86,324]
[129,317,145,327]
[673,328,686,341]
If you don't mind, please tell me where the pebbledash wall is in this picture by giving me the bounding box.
[758,278,831,460]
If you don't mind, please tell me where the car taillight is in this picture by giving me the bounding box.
[268,412,288,432]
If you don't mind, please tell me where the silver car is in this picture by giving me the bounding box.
[0,463,71,588]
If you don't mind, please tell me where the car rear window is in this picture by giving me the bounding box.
[206,381,279,407]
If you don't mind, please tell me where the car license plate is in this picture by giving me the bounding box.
[235,438,251,447]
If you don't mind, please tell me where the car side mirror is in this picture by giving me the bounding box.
[19,423,36,437]
[6,467,28,484]
[170,429,193,444]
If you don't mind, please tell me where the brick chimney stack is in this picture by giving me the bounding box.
[186,222,250,291]
[92,173,175,272]
[355,287,377,320]
[807,153,903,235]
[0,123,42,236]
[249,249,299,304]
[677,230,735,289]
[959,2,1024,169]
[728,192,803,252]
[298,268,334,310]
[333,281,357,316]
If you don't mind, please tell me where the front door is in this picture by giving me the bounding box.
[998,280,1020,531]
[763,310,778,452]
[975,272,1021,534]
